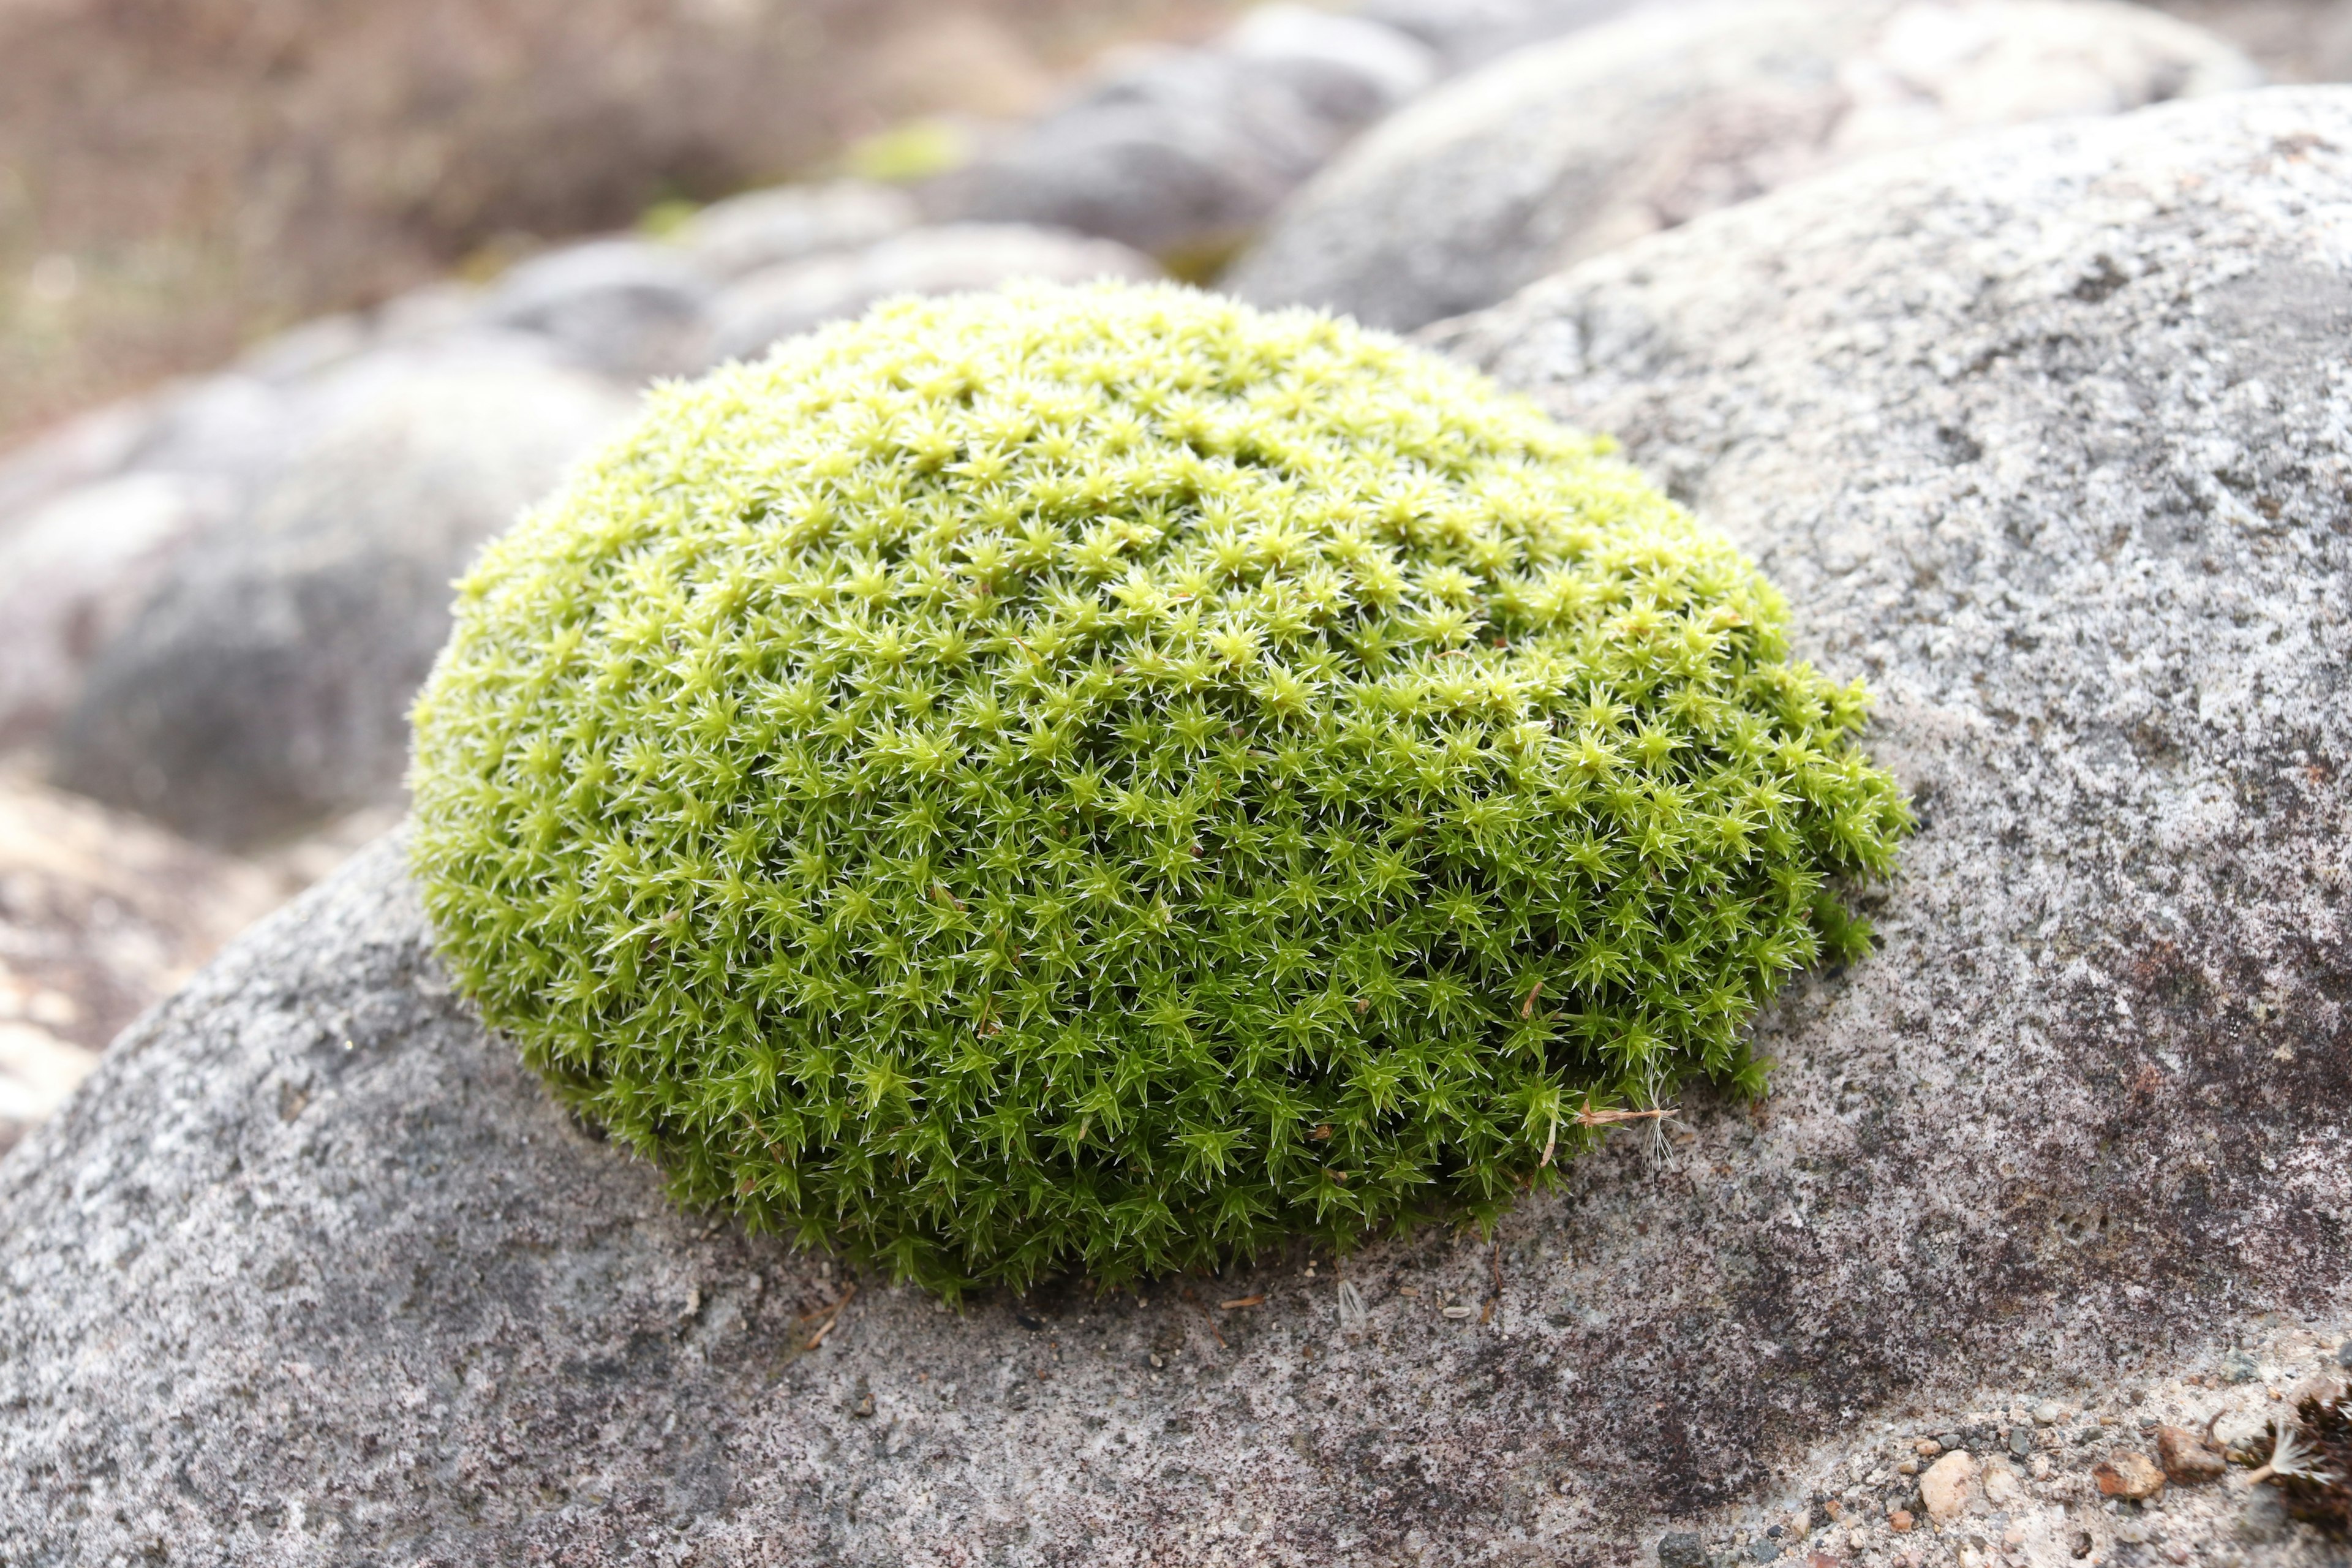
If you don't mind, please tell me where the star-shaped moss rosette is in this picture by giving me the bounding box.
[410,282,1909,1297]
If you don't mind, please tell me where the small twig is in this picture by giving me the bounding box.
[1575,1104,1677,1126]
[1520,980,1544,1019]
[1480,1236,1503,1325]
[1217,1294,1265,1310]
[2202,1406,2231,1451]
[803,1283,858,1349]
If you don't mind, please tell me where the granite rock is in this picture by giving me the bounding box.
[48,345,633,849]
[924,6,1434,262]
[700,223,1159,368]
[1229,0,2261,330]
[2,87,2350,1567]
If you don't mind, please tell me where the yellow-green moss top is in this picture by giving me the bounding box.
[410,282,1907,1297]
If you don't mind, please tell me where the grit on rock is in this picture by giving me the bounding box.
[1227,0,2261,331]
[2,86,2350,1568]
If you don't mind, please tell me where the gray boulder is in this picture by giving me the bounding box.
[701,223,1160,367]
[479,238,715,380]
[1230,0,2261,330]
[0,472,232,751]
[1354,0,1655,68]
[6,86,2352,1566]
[674,179,921,281]
[49,345,633,850]
[924,6,1434,262]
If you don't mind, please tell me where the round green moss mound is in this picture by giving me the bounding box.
[411,282,1908,1297]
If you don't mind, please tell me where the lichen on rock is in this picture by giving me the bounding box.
[409,281,1907,1296]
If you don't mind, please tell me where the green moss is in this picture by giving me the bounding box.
[410,282,1909,1298]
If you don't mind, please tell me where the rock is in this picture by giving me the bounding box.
[2151,0,2352,84]
[1354,0,1652,67]
[2036,1401,2067,1425]
[2008,1424,2034,1457]
[924,7,1434,262]
[1981,1455,2027,1506]
[49,345,634,848]
[673,181,919,281]
[479,239,714,380]
[0,397,157,527]
[1426,73,2352,1551]
[2340,1341,2352,1370]
[0,473,232,750]
[7,85,2352,1565]
[119,372,312,486]
[2157,1423,2228,1483]
[1922,1451,1979,1523]
[1224,2,1441,117]
[1660,1531,1711,1568]
[2095,1452,2167,1500]
[1227,0,2261,331]
[1889,1509,1915,1532]
[0,775,278,1153]
[2223,1349,2263,1383]
[699,224,1159,367]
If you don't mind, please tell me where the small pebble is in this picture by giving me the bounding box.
[2035,1401,2066,1425]
[2337,1341,2352,1370]
[2094,1451,2166,1501]
[1657,1531,1708,1568]
[2155,1423,2226,1484]
[2221,1350,2260,1384]
[2008,1426,2034,1457]
[1938,1431,1966,1451]
[1749,1537,1779,1564]
[1897,1459,1919,1476]
[1889,1510,1914,1534]
[1914,1438,1942,1457]
[1922,1451,1977,1524]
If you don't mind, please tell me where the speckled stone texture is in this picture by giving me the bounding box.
[2,87,2350,1568]
[1227,0,2261,332]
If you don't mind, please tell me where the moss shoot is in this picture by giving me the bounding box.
[410,282,1909,1297]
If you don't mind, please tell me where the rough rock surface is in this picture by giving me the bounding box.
[0,775,278,1151]
[4,87,2351,1567]
[49,346,634,850]
[1229,0,2261,331]
[699,224,1160,368]
[924,4,1434,262]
